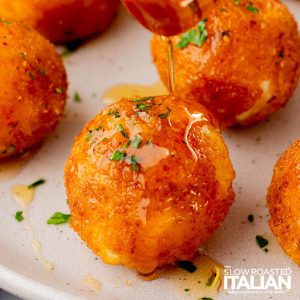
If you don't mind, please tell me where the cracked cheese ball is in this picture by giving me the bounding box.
[267,140,300,266]
[151,0,300,127]
[0,0,120,44]
[0,19,67,159]
[65,95,235,273]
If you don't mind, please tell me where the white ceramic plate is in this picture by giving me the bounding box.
[0,1,300,299]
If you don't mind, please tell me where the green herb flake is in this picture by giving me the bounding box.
[39,68,46,76]
[61,39,83,57]
[74,91,81,103]
[159,107,171,119]
[177,260,197,273]
[199,298,214,300]
[247,5,259,13]
[132,96,154,102]
[0,19,11,25]
[177,19,208,49]
[234,0,241,4]
[248,214,254,223]
[118,124,129,138]
[136,103,152,111]
[220,7,228,12]
[15,211,24,222]
[28,71,35,80]
[132,136,142,149]
[85,127,102,141]
[256,235,269,249]
[264,248,269,253]
[110,150,126,161]
[122,140,131,148]
[28,179,46,189]
[55,87,65,94]
[47,212,71,225]
[184,288,190,292]
[20,52,26,60]
[7,144,15,154]
[108,110,120,118]
[130,155,141,172]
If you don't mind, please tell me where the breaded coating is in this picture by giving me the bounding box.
[267,140,300,266]
[151,0,300,127]
[0,0,120,44]
[65,95,235,273]
[0,19,67,159]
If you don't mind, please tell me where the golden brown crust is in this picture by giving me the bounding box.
[267,140,300,266]
[151,0,300,127]
[65,95,235,273]
[0,0,120,43]
[0,19,67,159]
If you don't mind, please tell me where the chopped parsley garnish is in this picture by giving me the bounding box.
[55,87,65,94]
[39,68,46,76]
[7,144,15,154]
[234,0,241,4]
[122,140,131,148]
[220,7,228,12]
[199,298,214,300]
[177,260,197,273]
[132,136,142,149]
[256,235,269,249]
[247,5,259,13]
[20,52,26,60]
[0,19,11,25]
[136,103,152,111]
[206,271,217,286]
[177,19,208,49]
[159,107,171,119]
[47,212,71,225]
[118,124,129,138]
[28,179,46,189]
[108,110,120,118]
[85,127,102,141]
[74,91,81,103]
[184,288,190,292]
[248,214,254,222]
[15,211,24,222]
[132,96,154,102]
[110,150,126,161]
[130,155,141,172]
[61,39,83,57]
[28,71,35,80]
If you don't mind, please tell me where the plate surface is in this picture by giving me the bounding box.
[0,1,300,300]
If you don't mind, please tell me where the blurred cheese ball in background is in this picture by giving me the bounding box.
[151,0,300,127]
[267,140,300,266]
[65,95,235,273]
[0,0,120,44]
[0,19,67,159]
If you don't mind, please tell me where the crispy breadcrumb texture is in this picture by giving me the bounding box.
[65,95,235,273]
[0,19,67,159]
[151,0,300,127]
[267,140,300,266]
[0,0,120,43]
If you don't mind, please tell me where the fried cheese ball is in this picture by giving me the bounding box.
[151,0,300,127]
[0,0,120,44]
[267,140,300,266]
[65,95,235,273]
[0,19,67,159]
